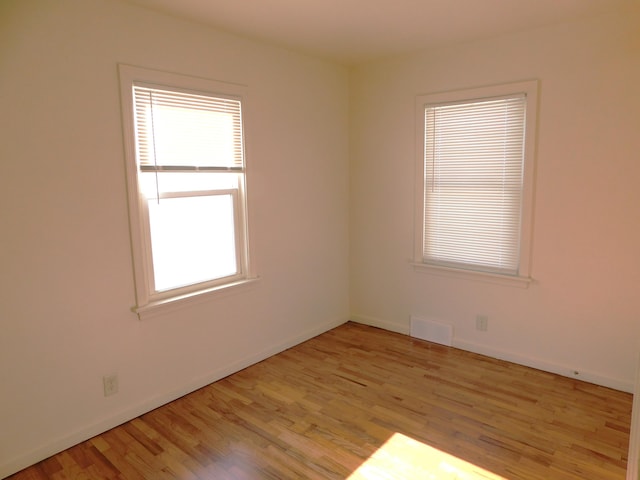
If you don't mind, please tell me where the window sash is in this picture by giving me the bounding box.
[422,94,527,276]
[143,190,241,294]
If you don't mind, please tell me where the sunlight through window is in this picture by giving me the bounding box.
[348,433,508,480]
[148,194,238,291]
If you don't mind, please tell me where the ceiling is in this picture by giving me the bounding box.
[125,0,636,64]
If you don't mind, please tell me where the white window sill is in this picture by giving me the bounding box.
[412,262,531,288]
[132,276,260,320]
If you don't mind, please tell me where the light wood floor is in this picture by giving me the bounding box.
[8,322,632,479]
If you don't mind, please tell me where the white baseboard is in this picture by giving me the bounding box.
[1,316,348,479]
[350,313,634,393]
[454,339,633,393]
[350,314,409,335]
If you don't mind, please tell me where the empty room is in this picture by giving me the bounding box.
[1,0,639,479]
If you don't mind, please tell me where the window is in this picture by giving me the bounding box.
[414,81,538,284]
[119,65,254,314]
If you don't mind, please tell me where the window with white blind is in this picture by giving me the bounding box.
[414,81,538,284]
[119,65,254,314]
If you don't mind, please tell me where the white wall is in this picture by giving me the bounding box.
[350,7,640,391]
[0,0,349,476]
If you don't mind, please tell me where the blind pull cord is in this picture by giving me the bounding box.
[149,91,161,204]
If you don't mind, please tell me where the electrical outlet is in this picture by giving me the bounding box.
[476,315,488,332]
[103,374,119,397]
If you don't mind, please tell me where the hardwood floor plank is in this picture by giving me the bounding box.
[7,322,632,479]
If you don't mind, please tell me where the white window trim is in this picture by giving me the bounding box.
[118,64,257,318]
[413,80,538,286]
[134,277,260,319]
[410,261,532,288]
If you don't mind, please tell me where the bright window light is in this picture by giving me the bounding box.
[148,194,238,292]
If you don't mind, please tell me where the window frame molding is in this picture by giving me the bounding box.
[118,64,256,318]
[413,80,539,285]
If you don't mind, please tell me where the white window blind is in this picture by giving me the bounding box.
[133,86,244,171]
[423,94,526,275]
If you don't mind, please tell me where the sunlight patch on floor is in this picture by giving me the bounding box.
[348,432,508,480]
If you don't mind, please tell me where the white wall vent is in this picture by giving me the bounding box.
[410,315,453,346]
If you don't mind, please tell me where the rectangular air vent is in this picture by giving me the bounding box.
[410,316,453,346]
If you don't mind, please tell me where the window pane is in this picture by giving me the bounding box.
[147,194,238,292]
